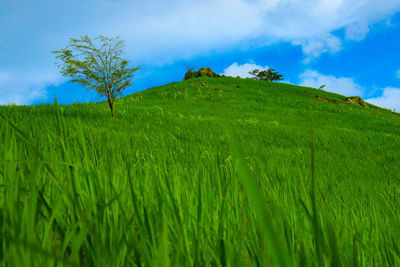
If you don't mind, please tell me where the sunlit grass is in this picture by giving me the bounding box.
[0,77,399,266]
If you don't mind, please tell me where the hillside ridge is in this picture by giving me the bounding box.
[121,77,399,120]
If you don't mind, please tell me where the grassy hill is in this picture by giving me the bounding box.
[1,77,399,266]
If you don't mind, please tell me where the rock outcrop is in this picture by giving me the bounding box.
[345,96,368,107]
[184,67,220,80]
[314,95,370,108]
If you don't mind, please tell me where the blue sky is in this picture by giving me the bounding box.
[1,0,400,111]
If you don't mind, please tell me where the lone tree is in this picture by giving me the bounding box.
[53,35,140,118]
[249,68,283,82]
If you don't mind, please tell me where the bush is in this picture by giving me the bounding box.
[249,68,283,82]
[184,67,220,80]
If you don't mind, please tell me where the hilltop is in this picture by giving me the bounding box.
[0,77,399,266]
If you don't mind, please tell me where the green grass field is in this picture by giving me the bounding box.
[1,77,400,266]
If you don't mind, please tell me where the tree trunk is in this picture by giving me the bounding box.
[108,100,114,118]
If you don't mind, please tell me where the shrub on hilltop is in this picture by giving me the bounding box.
[184,67,220,80]
[249,68,283,82]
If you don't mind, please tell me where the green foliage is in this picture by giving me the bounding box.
[184,67,194,80]
[53,35,140,117]
[183,67,220,80]
[249,68,283,81]
[0,77,399,266]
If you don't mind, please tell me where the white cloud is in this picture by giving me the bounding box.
[114,0,400,62]
[292,34,342,63]
[366,87,400,112]
[1,0,400,104]
[222,62,269,78]
[255,0,400,60]
[345,22,370,41]
[100,0,263,63]
[299,70,364,96]
[0,69,60,105]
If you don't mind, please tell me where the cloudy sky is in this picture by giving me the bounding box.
[1,0,400,111]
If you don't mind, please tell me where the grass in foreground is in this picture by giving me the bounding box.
[0,77,400,266]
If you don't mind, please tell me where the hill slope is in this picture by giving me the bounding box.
[1,77,400,266]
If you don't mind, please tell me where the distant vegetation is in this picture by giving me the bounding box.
[53,35,140,118]
[183,66,284,82]
[184,67,220,80]
[249,68,283,81]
